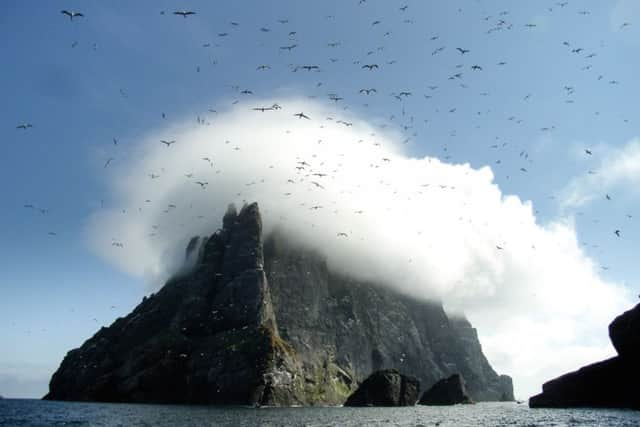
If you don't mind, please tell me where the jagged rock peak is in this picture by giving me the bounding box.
[222,203,238,230]
[221,202,263,284]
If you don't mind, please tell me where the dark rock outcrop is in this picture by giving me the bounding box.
[530,303,640,410]
[344,369,419,407]
[609,303,640,359]
[45,202,513,406]
[419,374,473,405]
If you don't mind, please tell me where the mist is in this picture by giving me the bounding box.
[87,97,633,399]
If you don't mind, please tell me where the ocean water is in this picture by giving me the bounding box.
[0,400,638,427]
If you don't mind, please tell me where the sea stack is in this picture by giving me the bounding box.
[419,374,473,405]
[45,203,513,406]
[529,303,640,410]
[344,369,420,407]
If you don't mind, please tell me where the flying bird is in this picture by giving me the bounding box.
[615,230,621,237]
[362,64,379,70]
[585,149,592,155]
[16,123,33,130]
[195,181,208,189]
[173,10,196,18]
[456,47,470,54]
[294,112,310,119]
[61,10,84,20]
[160,140,176,147]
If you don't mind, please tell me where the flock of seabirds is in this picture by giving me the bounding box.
[15,2,636,293]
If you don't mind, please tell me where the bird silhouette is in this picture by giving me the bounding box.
[61,10,84,20]
[173,10,196,18]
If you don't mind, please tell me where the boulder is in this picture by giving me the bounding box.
[419,374,473,405]
[344,369,420,407]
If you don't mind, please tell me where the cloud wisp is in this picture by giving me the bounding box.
[87,97,633,399]
[561,138,640,209]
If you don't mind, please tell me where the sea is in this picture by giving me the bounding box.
[0,400,638,427]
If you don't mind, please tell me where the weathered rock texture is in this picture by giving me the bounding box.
[419,373,473,405]
[344,369,419,407]
[45,203,513,406]
[529,303,640,410]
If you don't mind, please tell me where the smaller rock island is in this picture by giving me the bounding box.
[419,374,473,405]
[344,369,419,407]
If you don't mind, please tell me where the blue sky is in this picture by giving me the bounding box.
[1,0,639,399]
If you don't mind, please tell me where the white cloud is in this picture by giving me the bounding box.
[560,138,640,209]
[87,97,633,399]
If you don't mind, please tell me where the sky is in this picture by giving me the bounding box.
[1,0,639,400]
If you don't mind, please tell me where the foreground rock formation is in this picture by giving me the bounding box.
[529,303,640,410]
[344,369,419,407]
[45,203,513,406]
[419,374,473,405]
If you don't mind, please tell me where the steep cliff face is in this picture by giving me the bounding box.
[45,203,513,405]
[264,234,512,402]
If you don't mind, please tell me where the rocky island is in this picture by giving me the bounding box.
[529,303,639,410]
[45,203,513,406]
[344,369,420,407]
[419,373,473,405]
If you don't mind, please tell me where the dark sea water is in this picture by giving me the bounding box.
[0,400,638,427]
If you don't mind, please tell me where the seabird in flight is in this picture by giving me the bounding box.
[173,10,196,18]
[61,10,84,20]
